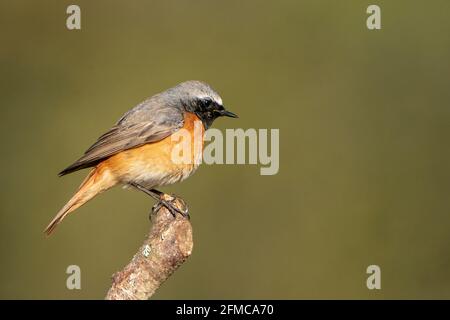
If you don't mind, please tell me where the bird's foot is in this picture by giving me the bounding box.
[150,194,189,220]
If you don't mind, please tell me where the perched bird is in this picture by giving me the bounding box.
[44,81,237,235]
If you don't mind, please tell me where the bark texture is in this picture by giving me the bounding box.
[105,197,192,300]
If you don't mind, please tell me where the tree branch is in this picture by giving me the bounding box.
[105,197,193,300]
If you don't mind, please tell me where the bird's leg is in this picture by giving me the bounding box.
[130,183,189,219]
[130,182,160,201]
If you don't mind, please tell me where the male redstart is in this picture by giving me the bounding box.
[44,81,237,235]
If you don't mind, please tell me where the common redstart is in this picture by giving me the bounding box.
[44,81,237,235]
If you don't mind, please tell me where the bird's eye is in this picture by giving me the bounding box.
[200,98,212,109]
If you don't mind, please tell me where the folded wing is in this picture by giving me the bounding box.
[59,103,184,176]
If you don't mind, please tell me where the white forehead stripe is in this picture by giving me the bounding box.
[196,94,223,106]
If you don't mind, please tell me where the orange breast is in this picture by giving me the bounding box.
[98,112,204,188]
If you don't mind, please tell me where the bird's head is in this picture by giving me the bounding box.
[165,80,238,129]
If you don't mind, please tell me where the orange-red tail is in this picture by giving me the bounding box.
[44,167,116,236]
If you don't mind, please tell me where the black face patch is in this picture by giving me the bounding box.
[197,97,213,111]
[192,97,222,129]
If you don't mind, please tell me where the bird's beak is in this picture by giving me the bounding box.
[220,109,238,118]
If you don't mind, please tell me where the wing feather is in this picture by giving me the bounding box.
[59,104,184,176]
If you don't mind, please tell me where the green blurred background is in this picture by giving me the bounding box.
[1,0,449,299]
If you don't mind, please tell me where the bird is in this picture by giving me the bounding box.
[44,80,237,235]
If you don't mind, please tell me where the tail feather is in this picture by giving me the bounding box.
[44,194,85,235]
[44,168,115,236]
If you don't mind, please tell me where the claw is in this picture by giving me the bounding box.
[151,194,189,219]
